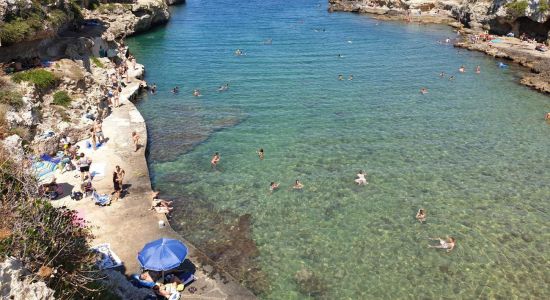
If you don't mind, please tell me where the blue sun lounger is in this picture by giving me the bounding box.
[92,191,111,206]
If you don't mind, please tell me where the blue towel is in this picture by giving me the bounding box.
[93,191,110,206]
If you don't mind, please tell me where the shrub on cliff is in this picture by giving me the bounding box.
[506,0,529,18]
[0,90,24,108]
[0,14,43,45]
[540,0,549,13]
[53,91,72,107]
[0,149,110,299]
[12,69,58,90]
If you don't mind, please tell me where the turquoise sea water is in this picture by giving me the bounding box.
[127,0,550,298]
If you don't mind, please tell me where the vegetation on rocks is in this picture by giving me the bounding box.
[506,0,529,18]
[0,90,24,109]
[52,91,73,107]
[91,57,105,68]
[0,0,83,46]
[12,69,58,90]
[0,149,104,299]
[540,0,549,13]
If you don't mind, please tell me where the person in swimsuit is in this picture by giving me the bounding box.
[270,182,280,193]
[420,88,428,94]
[439,72,445,78]
[338,74,344,80]
[132,131,140,152]
[94,120,106,144]
[77,153,92,181]
[545,112,550,121]
[293,180,304,190]
[428,236,456,252]
[257,148,264,160]
[355,170,368,185]
[211,152,220,169]
[416,208,426,223]
[193,89,201,97]
[459,65,465,73]
[475,65,481,74]
[89,127,97,150]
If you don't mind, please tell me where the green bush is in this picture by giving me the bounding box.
[48,9,69,28]
[506,0,529,17]
[91,57,105,68]
[12,69,58,90]
[52,91,72,107]
[540,0,549,13]
[0,90,24,108]
[0,151,103,299]
[0,14,44,45]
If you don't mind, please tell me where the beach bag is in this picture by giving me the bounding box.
[71,191,83,201]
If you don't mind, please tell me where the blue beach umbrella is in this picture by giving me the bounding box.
[137,238,188,271]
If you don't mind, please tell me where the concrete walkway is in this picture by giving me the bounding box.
[51,66,256,299]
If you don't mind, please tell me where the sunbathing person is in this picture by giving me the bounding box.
[151,191,173,213]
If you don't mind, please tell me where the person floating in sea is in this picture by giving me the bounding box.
[475,65,481,74]
[150,83,157,94]
[416,208,426,223]
[439,72,445,78]
[193,89,201,97]
[338,74,344,80]
[420,88,428,94]
[292,180,304,190]
[171,86,179,94]
[270,182,280,193]
[545,112,550,121]
[349,74,353,80]
[338,54,343,58]
[218,83,229,92]
[257,148,264,160]
[445,37,451,44]
[355,170,368,185]
[449,75,455,81]
[428,236,456,252]
[459,65,466,73]
[235,49,243,56]
[211,152,220,169]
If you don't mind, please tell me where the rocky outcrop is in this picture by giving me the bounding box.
[329,0,550,40]
[0,257,55,300]
[86,0,170,41]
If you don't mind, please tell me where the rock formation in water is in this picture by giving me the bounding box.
[329,0,550,40]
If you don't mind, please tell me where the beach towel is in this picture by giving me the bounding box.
[92,191,111,206]
[91,243,122,270]
[32,161,58,182]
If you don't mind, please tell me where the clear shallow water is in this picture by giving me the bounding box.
[127,0,550,298]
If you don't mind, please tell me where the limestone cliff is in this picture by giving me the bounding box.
[329,0,550,40]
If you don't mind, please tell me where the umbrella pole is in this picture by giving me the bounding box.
[162,270,165,283]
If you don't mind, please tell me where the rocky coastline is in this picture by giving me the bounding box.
[329,0,550,94]
[1,0,256,298]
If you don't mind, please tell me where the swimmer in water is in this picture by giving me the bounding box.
[292,180,304,190]
[171,86,179,94]
[545,112,550,120]
[270,182,279,193]
[211,152,220,169]
[459,65,465,73]
[354,170,368,185]
[439,72,445,78]
[420,88,428,94]
[416,208,426,223]
[338,74,344,80]
[257,148,264,160]
[349,74,353,80]
[235,49,242,56]
[449,75,455,81]
[475,65,481,74]
[150,83,157,94]
[218,83,229,92]
[193,89,201,97]
[428,236,456,252]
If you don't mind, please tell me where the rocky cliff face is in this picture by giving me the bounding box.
[0,258,55,300]
[329,0,550,40]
